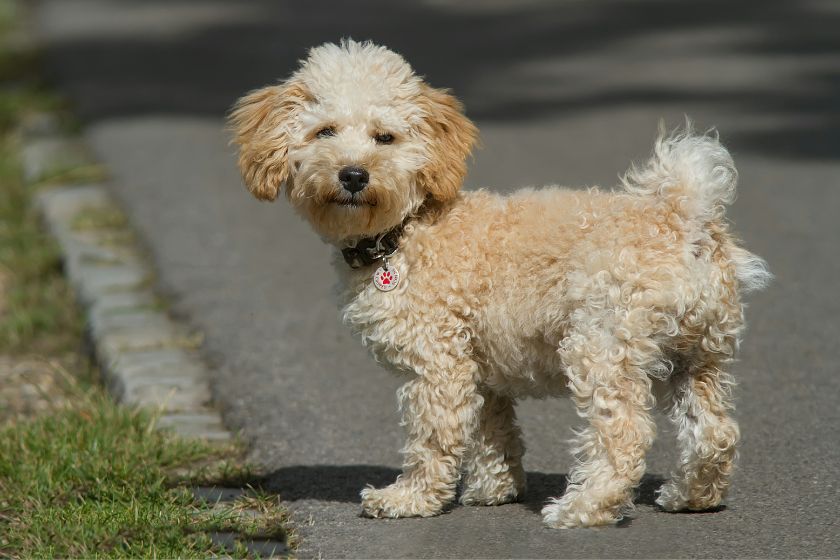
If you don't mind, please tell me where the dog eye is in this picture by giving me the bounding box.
[374,133,394,145]
[316,127,336,139]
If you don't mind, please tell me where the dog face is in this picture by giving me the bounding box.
[229,40,478,242]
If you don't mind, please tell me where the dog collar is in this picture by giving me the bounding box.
[341,225,404,269]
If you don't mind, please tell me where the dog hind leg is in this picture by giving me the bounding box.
[543,324,658,528]
[656,362,739,512]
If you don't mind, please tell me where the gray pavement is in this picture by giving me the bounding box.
[35,0,840,557]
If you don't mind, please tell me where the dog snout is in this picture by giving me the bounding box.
[338,166,369,193]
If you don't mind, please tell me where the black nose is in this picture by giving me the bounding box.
[338,166,369,193]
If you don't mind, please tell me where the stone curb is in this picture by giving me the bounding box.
[27,121,233,442]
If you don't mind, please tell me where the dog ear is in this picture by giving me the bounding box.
[228,81,310,201]
[416,85,478,202]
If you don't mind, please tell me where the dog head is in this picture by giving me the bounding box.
[229,40,478,242]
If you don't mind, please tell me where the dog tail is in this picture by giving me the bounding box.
[621,122,771,293]
[621,122,737,224]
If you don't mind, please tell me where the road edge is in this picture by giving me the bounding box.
[25,119,234,442]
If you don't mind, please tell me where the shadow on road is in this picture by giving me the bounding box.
[259,465,666,515]
[42,0,840,160]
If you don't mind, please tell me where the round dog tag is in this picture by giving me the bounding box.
[373,265,400,292]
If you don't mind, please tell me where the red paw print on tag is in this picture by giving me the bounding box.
[373,265,399,291]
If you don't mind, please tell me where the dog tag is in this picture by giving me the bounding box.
[373,261,400,292]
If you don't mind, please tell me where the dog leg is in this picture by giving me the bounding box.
[460,391,526,506]
[361,359,482,518]
[543,326,658,528]
[657,364,739,512]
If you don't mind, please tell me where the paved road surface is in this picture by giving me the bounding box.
[36,1,840,557]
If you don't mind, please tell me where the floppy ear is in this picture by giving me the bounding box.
[416,85,478,202]
[228,81,310,201]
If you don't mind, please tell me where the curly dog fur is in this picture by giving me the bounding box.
[229,40,769,528]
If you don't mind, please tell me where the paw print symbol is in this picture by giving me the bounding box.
[373,266,399,291]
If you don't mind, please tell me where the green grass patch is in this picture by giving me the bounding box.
[0,136,82,354]
[0,383,272,558]
[197,491,298,549]
[0,0,20,37]
[0,86,65,130]
[0,6,80,354]
[71,205,128,232]
[34,162,109,186]
[0,138,81,354]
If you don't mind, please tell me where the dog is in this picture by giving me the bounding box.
[229,40,769,528]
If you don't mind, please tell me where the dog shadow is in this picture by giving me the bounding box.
[259,465,670,513]
[259,464,402,503]
[520,472,726,525]
[521,472,667,514]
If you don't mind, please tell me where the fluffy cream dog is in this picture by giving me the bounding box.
[229,40,769,528]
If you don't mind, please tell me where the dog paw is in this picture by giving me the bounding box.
[459,475,524,506]
[460,487,520,507]
[655,480,723,512]
[360,484,443,518]
[655,480,688,511]
[541,495,621,529]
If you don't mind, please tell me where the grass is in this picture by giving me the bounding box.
[0,378,232,558]
[71,205,129,232]
[0,370,297,558]
[0,4,78,355]
[0,135,82,354]
[0,3,294,557]
[0,366,293,558]
[0,363,293,559]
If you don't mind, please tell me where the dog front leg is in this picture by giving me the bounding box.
[460,390,526,506]
[361,359,482,518]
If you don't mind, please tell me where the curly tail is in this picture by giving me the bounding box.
[622,123,771,293]
[621,123,737,224]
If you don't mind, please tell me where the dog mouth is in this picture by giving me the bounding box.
[329,194,377,208]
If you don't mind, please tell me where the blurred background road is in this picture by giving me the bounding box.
[34,1,839,557]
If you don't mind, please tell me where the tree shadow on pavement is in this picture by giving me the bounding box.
[41,0,840,160]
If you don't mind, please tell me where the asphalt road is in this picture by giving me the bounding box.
[35,0,840,557]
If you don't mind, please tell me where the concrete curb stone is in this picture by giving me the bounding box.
[33,173,232,441]
[21,136,94,183]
